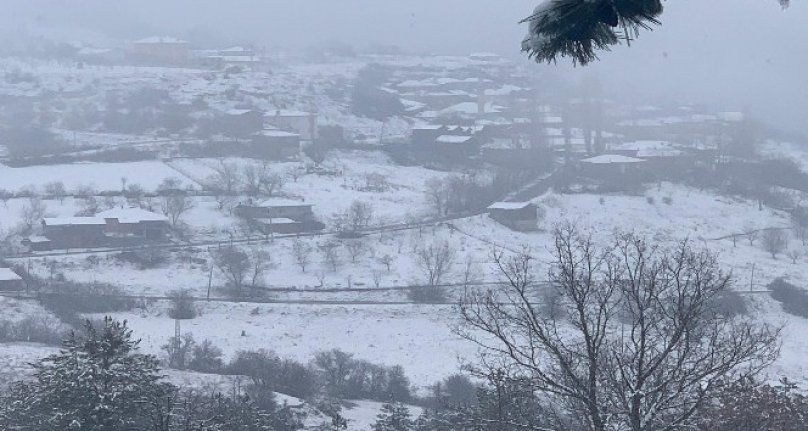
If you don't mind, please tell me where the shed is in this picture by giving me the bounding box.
[487,202,539,231]
[0,268,23,291]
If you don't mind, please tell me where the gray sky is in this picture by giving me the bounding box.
[4,0,808,132]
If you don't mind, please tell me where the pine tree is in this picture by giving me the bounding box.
[522,0,790,65]
[1,317,172,431]
[372,403,414,431]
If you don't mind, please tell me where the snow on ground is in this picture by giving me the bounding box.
[0,161,194,193]
[170,150,449,223]
[97,301,471,389]
[342,400,423,431]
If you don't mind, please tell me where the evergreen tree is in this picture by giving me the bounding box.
[522,0,790,65]
[372,403,414,431]
[0,317,171,430]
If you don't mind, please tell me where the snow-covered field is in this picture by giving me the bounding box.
[0,161,193,193]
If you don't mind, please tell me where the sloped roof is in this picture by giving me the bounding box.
[580,154,646,164]
[0,268,21,282]
[96,207,168,224]
[488,202,534,210]
[43,217,106,226]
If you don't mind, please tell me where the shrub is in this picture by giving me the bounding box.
[227,350,319,400]
[0,316,66,345]
[646,196,655,205]
[407,285,446,303]
[770,278,808,318]
[168,289,197,320]
[709,290,748,318]
[662,196,673,205]
[188,339,224,373]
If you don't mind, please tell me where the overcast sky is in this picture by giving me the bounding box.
[4,0,808,132]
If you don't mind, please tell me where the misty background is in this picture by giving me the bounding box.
[1,0,805,133]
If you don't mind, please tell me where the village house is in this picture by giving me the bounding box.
[234,199,324,234]
[130,36,190,64]
[21,236,52,252]
[42,217,108,249]
[487,202,539,231]
[579,154,647,180]
[0,268,23,291]
[223,109,265,137]
[96,207,170,241]
[251,129,301,160]
[264,110,318,142]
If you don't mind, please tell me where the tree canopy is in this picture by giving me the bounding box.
[522,0,790,65]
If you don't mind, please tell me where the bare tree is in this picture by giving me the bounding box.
[761,229,787,259]
[319,240,341,272]
[259,170,285,197]
[248,247,271,293]
[334,200,374,235]
[793,222,808,246]
[212,246,250,298]
[371,269,383,289]
[415,240,456,287]
[458,226,779,431]
[378,254,394,272]
[292,239,312,272]
[786,248,802,264]
[425,177,449,217]
[125,183,145,208]
[44,181,66,204]
[20,197,47,233]
[208,160,240,195]
[742,223,759,246]
[161,193,194,229]
[0,188,12,207]
[241,164,262,196]
[344,239,365,263]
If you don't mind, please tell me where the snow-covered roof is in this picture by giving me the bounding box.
[226,108,256,116]
[96,207,169,224]
[265,109,313,118]
[43,217,106,226]
[253,198,312,207]
[256,129,300,138]
[25,236,51,243]
[413,125,444,131]
[610,140,674,152]
[133,36,188,44]
[439,102,504,116]
[488,202,534,210]
[581,155,646,164]
[435,135,473,144]
[254,217,300,225]
[0,268,21,282]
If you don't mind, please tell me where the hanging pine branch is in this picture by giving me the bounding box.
[522,0,790,66]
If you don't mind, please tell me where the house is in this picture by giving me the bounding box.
[487,202,539,231]
[249,217,307,235]
[579,154,646,179]
[264,110,318,142]
[223,109,265,137]
[0,268,23,291]
[251,129,301,160]
[234,200,324,234]
[130,36,190,64]
[42,217,107,249]
[21,235,52,252]
[432,134,481,160]
[96,207,170,240]
[234,199,315,220]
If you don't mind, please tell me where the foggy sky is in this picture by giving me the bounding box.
[4,0,808,133]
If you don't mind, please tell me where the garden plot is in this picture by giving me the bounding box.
[0,161,194,193]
